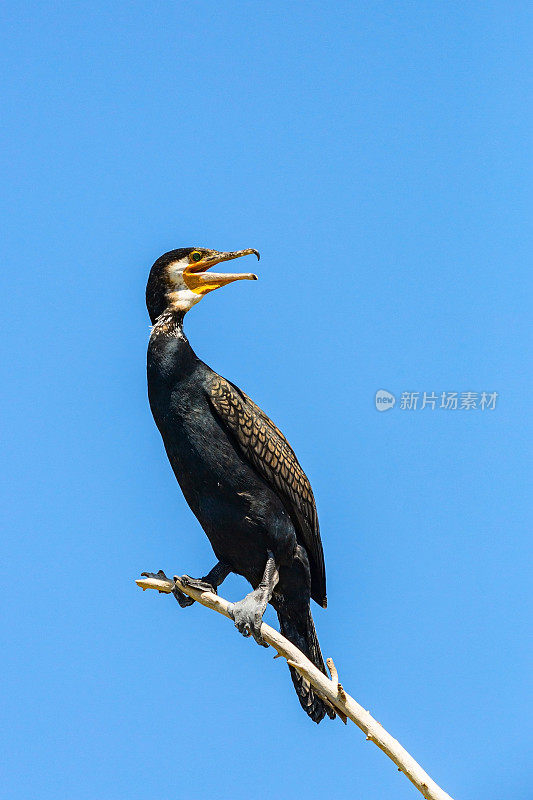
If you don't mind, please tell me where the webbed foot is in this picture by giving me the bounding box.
[178,575,218,594]
[229,592,269,648]
[141,570,194,607]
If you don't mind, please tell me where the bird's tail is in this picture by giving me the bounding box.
[277,608,337,723]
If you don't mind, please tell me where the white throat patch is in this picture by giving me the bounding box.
[166,258,202,312]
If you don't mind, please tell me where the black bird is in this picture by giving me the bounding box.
[144,247,336,723]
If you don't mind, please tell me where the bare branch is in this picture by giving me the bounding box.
[136,573,454,800]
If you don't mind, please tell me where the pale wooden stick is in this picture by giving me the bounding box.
[136,573,454,800]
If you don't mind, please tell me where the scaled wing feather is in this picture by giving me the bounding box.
[208,376,327,607]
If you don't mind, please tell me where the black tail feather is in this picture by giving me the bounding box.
[277,609,336,723]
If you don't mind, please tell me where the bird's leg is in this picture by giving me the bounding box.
[140,569,194,607]
[177,561,232,597]
[229,551,279,647]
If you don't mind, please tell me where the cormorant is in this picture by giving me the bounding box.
[144,247,336,723]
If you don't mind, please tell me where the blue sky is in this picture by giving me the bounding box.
[1,2,531,798]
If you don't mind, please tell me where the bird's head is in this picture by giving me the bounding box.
[146,247,260,323]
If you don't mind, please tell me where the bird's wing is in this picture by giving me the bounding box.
[207,375,327,608]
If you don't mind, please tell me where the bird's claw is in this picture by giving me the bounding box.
[141,569,172,593]
[141,569,169,580]
[173,574,218,607]
[174,587,195,607]
[178,574,218,594]
[229,597,269,648]
[140,571,194,606]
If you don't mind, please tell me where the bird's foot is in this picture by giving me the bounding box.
[229,592,269,648]
[177,574,218,595]
[141,570,194,607]
[140,569,170,588]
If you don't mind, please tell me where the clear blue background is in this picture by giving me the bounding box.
[1,3,531,799]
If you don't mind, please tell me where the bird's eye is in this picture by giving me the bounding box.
[190,251,202,263]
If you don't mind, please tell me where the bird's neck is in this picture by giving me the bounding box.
[150,308,187,339]
[148,308,197,380]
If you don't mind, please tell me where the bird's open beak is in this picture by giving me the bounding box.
[184,249,260,295]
